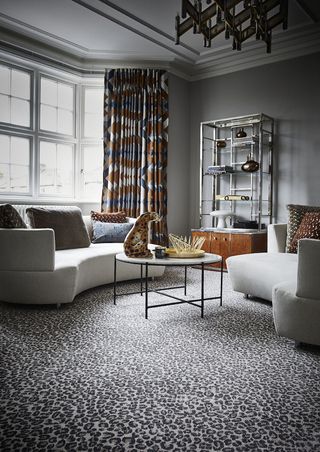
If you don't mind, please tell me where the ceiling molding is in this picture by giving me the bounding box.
[96,0,196,55]
[0,7,319,83]
[0,27,193,81]
[189,23,320,80]
[70,0,196,63]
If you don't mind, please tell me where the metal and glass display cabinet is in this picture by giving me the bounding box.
[199,113,274,230]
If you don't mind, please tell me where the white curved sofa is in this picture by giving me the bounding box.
[227,224,320,346]
[0,216,164,305]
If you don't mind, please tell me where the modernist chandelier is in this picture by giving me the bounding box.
[175,0,288,53]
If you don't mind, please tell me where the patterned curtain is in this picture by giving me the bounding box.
[102,69,169,245]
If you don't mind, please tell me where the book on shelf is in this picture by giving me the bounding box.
[206,165,234,175]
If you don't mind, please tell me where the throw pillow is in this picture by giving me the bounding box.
[290,212,320,253]
[91,210,127,223]
[286,204,320,253]
[26,207,90,250]
[92,221,133,243]
[0,204,27,228]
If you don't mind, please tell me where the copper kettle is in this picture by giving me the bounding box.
[241,155,259,173]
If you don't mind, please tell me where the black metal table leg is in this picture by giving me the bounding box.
[113,256,117,305]
[220,258,223,306]
[145,263,148,319]
[184,266,187,296]
[201,262,204,318]
[140,264,143,296]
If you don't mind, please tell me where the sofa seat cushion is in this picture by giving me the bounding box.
[226,252,298,302]
[55,243,164,296]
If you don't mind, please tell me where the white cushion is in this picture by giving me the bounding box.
[226,252,298,301]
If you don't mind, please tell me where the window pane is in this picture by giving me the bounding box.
[58,83,73,110]
[0,135,30,193]
[83,88,103,138]
[11,70,30,100]
[41,104,57,132]
[57,144,73,196]
[10,165,29,192]
[0,134,10,162]
[40,141,56,194]
[0,65,10,95]
[83,145,103,199]
[0,164,9,191]
[41,78,57,106]
[0,94,10,123]
[11,137,29,165]
[85,89,103,113]
[84,113,102,138]
[57,109,73,135]
[11,98,30,127]
[40,141,73,196]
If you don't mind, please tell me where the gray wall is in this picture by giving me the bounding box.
[189,52,320,229]
[167,74,190,235]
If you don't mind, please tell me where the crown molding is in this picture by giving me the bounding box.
[0,15,319,83]
[189,23,320,80]
[0,27,193,81]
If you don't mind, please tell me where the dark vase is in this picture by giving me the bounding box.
[216,140,227,148]
[241,155,259,173]
[236,128,247,138]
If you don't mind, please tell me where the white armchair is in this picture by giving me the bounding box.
[273,239,320,346]
[227,225,320,346]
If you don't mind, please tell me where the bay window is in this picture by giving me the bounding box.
[0,59,104,203]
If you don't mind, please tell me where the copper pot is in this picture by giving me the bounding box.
[241,155,259,173]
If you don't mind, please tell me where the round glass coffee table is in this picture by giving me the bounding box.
[114,252,223,319]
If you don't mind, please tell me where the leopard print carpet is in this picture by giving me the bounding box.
[1,269,320,451]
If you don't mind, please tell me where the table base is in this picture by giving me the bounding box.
[114,260,223,319]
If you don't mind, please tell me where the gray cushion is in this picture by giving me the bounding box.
[0,204,27,228]
[92,221,133,243]
[26,207,90,250]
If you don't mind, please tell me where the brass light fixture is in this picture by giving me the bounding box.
[175,0,288,53]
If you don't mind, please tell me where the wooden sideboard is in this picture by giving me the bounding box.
[191,230,267,269]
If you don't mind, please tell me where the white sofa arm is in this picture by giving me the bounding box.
[296,238,320,300]
[267,224,287,253]
[0,228,55,271]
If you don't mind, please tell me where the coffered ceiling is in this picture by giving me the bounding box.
[0,0,320,79]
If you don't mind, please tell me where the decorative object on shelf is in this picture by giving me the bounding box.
[175,0,288,53]
[216,139,227,148]
[207,165,234,175]
[167,234,206,258]
[124,212,160,258]
[210,210,235,229]
[215,195,250,201]
[236,128,247,138]
[241,155,260,173]
[233,220,259,229]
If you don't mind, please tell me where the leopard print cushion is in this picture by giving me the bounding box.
[0,204,27,228]
[90,211,127,223]
[290,212,320,253]
[286,204,320,253]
